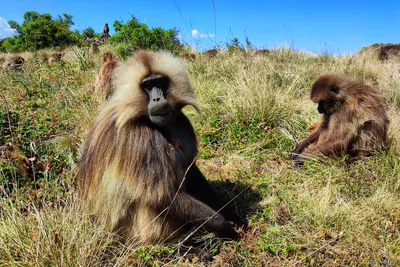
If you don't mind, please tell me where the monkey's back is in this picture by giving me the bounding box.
[347,85,389,153]
[95,60,120,97]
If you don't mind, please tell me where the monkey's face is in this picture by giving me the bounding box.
[312,76,344,115]
[317,99,337,114]
[141,74,175,127]
[315,92,342,115]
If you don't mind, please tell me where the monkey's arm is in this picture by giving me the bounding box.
[185,165,247,229]
[300,140,347,159]
[289,127,321,160]
[170,192,239,239]
[309,121,321,131]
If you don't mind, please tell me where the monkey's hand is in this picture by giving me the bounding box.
[289,149,303,160]
[288,151,298,160]
[289,151,305,166]
[211,214,240,240]
[289,142,306,160]
[218,220,240,240]
[228,214,248,230]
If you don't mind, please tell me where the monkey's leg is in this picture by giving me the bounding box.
[185,165,246,229]
[302,138,351,159]
[302,122,357,159]
[170,192,239,240]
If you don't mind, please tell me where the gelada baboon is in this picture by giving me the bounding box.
[254,49,270,56]
[48,52,65,66]
[204,49,218,57]
[93,52,120,98]
[76,50,244,244]
[181,51,196,61]
[2,55,24,69]
[89,42,100,55]
[103,23,109,36]
[290,74,389,163]
[379,44,400,60]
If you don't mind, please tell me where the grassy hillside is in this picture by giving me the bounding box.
[0,46,399,266]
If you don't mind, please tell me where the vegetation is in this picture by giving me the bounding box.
[0,11,182,54]
[0,45,399,266]
[110,16,182,56]
[1,11,78,52]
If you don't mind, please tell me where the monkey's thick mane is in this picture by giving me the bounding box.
[77,113,181,199]
[76,112,184,231]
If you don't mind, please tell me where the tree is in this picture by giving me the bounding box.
[109,16,182,52]
[7,20,21,34]
[0,11,78,52]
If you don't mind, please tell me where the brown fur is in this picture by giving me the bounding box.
[103,23,109,36]
[48,52,65,66]
[181,52,196,61]
[94,52,120,98]
[254,49,269,56]
[204,49,218,57]
[290,74,389,161]
[76,51,241,244]
[379,44,400,60]
[89,42,100,55]
[2,55,25,70]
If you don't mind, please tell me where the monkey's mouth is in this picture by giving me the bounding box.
[149,109,174,127]
[152,110,170,117]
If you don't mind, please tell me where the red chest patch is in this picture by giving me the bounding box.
[171,138,180,149]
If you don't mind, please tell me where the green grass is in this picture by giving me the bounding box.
[0,46,399,266]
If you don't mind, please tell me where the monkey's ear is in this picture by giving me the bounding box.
[328,85,340,94]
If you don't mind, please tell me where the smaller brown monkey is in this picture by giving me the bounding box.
[181,52,196,61]
[93,51,120,98]
[103,23,109,37]
[204,49,218,57]
[379,44,400,60]
[290,74,389,163]
[89,42,100,55]
[2,55,25,70]
[254,49,270,56]
[48,52,65,66]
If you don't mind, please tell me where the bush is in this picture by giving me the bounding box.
[1,11,78,52]
[109,16,182,53]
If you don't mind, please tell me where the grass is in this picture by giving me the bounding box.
[0,46,399,266]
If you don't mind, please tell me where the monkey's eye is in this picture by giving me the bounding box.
[328,85,340,94]
[141,75,169,93]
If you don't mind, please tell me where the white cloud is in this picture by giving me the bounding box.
[0,17,16,39]
[191,29,215,39]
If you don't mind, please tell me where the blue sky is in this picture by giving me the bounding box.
[1,0,399,54]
